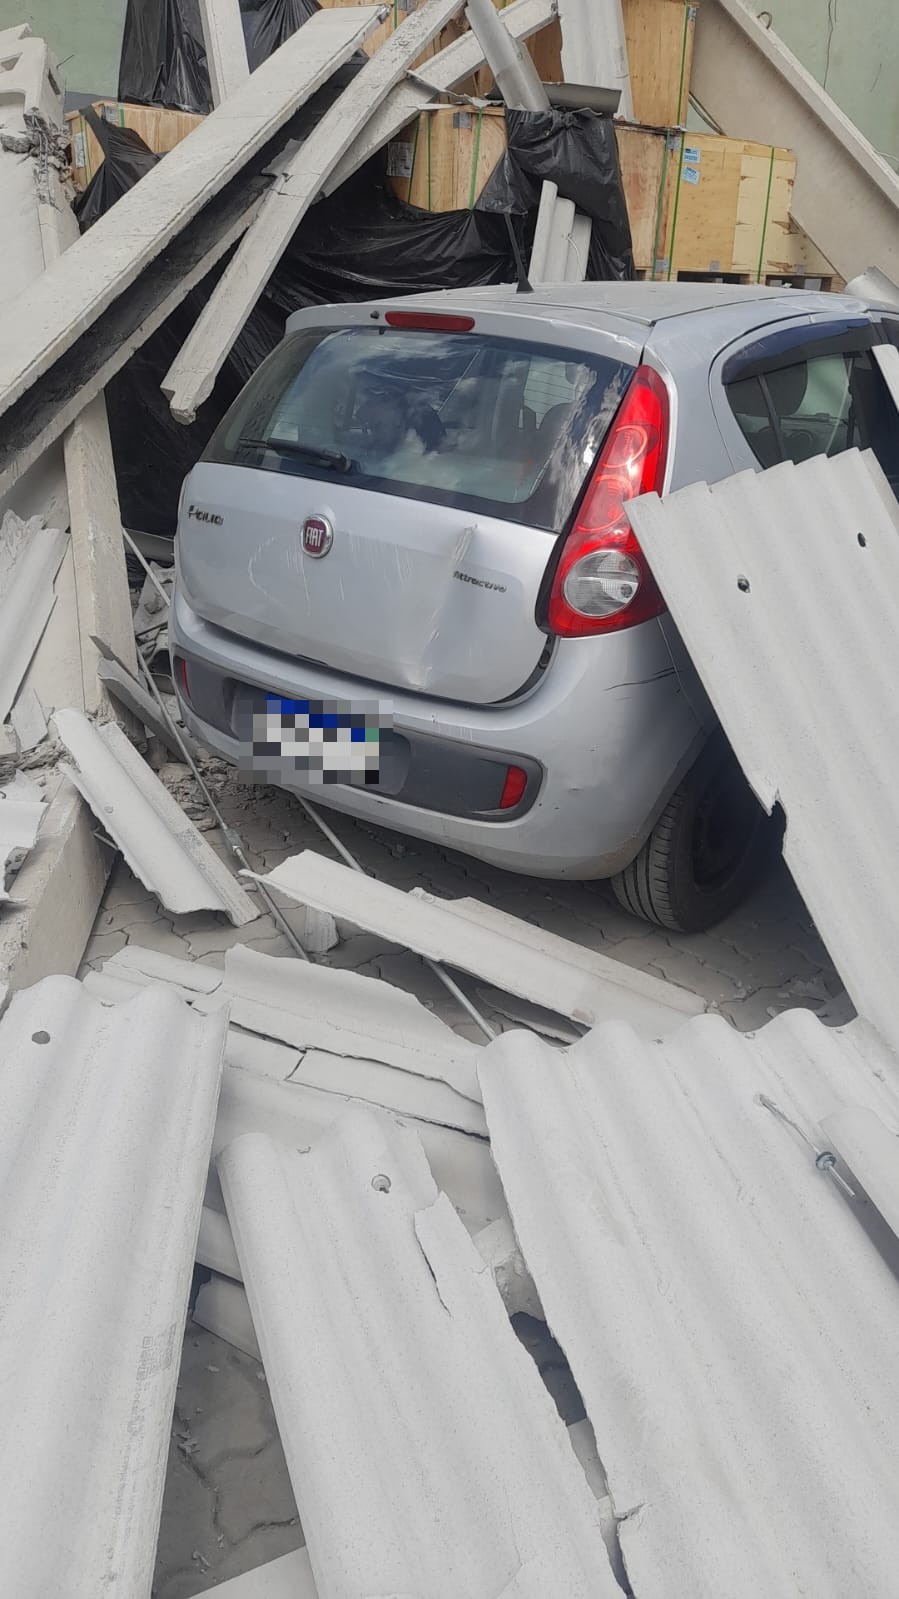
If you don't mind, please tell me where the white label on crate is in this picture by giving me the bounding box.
[683,146,701,164]
[687,5,698,20]
[73,131,87,170]
[387,141,414,179]
[103,102,120,122]
[682,164,700,185]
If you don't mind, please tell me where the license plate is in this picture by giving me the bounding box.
[241,695,390,786]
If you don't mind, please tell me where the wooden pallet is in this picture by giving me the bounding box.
[66,101,204,191]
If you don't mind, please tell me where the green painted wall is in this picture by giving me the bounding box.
[0,0,128,98]
[766,0,899,171]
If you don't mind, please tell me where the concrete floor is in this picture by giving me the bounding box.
[80,765,850,1595]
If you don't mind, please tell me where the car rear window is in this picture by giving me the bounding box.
[203,324,634,531]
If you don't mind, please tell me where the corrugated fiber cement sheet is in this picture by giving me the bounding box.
[480,1007,899,1598]
[0,978,227,1599]
[628,449,899,1049]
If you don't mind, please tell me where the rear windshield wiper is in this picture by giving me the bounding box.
[237,436,355,473]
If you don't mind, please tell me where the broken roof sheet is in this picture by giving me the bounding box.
[0,8,386,426]
[0,977,227,1598]
[479,1007,899,1598]
[250,850,703,1032]
[0,511,67,725]
[218,1110,621,1597]
[627,449,899,1049]
[84,943,504,1222]
[54,708,259,924]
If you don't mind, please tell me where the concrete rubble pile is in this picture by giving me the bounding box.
[2,5,899,1598]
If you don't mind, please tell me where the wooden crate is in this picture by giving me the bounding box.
[623,0,697,127]
[66,101,204,191]
[663,132,796,278]
[387,106,508,211]
[615,124,679,275]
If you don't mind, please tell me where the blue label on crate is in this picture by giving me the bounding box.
[683,146,701,164]
[682,164,701,185]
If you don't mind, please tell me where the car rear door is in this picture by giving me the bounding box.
[709,315,899,496]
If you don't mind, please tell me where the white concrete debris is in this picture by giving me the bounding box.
[205,1548,319,1597]
[84,944,505,1226]
[479,1008,899,1599]
[324,0,557,193]
[0,978,227,1599]
[193,1271,261,1362]
[0,510,67,724]
[218,944,482,1105]
[164,0,466,423]
[218,1109,621,1598]
[89,941,486,1130]
[0,7,387,428]
[250,850,703,1032]
[53,709,259,924]
[628,449,899,1052]
[0,772,46,900]
[198,0,250,107]
[9,685,47,752]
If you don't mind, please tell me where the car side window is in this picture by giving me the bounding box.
[726,339,899,493]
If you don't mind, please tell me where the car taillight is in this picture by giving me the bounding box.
[499,765,528,810]
[384,311,475,332]
[174,656,191,704]
[545,365,670,638]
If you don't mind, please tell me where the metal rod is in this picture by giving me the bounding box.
[295,796,497,1041]
[758,1094,855,1199]
[121,528,172,608]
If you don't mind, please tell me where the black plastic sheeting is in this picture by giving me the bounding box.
[89,87,633,535]
[480,108,634,282]
[118,0,322,113]
[74,110,161,229]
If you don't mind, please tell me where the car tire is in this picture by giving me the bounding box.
[610,738,781,933]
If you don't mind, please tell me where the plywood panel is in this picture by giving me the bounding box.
[615,123,678,274]
[388,106,508,210]
[623,0,697,127]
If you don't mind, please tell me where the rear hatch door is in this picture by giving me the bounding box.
[179,321,634,705]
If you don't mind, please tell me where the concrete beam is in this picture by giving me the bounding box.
[163,0,466,423]
[0,7,387,426]
[198,0,250,107]
[692,0,899,282]
[324,0,557,193]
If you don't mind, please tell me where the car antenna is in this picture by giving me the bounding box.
[504,212,533,294]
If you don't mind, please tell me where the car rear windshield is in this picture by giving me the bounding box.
[203,324,634,531]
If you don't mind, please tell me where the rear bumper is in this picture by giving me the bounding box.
[171,587,706,879]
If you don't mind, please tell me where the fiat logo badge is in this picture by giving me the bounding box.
[302,515,333,559]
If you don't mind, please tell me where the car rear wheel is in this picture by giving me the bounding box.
[611,738,781,933]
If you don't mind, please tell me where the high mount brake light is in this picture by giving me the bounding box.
[384,311,475,332]
[545,365,670,638]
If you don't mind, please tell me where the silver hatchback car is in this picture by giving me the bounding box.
[171,282,899,930]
